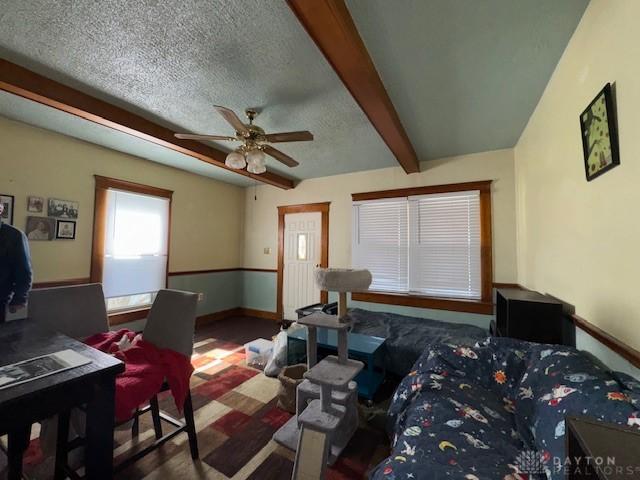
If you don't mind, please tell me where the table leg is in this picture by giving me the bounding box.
[55,411,71,480]
[7,424,31,480]
[85,374,116,479]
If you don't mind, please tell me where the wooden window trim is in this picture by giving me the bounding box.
[351,291,493,315]
[277,202,330,320]
[351,180,492,202]
[90,175,173,324]
[351,180,494,309]
[108,307,151,326]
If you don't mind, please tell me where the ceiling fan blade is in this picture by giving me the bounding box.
[175,133,237,141]
[213,105,250,136]
[262,145,299,167]
[264,131,314,143]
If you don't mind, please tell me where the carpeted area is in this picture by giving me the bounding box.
[6,329,389,479]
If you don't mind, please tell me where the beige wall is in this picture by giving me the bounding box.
[0,117,245,282]
[244,148,518,283]
[515,1,640,349]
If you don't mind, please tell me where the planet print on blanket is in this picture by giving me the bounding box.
[438,440,457,451]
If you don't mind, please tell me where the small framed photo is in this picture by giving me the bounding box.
[580,83,620,181]
[56,220,76,240]
[0,194,14,225]
[25,216,55,241]
[27,196,44,213]
[48,198,79,219]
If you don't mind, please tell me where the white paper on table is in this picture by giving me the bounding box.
[0,349,92,390]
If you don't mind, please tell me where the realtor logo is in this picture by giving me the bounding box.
[515,450,546,475]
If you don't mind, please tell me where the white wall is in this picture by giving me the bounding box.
[0,116,245,282]
[244,148,518,283]
[515,0,640,350]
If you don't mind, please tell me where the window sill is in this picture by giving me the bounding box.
[351,291,493,315]
[108,307,150,326]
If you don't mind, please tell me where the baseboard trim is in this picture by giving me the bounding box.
[195,308,243,327]
[194,307,280,327]
[238,308,280,321]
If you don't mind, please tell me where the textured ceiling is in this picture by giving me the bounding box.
[0,0,588,185]
[0,91,254,187]
[346,0,589,160]
[0,0,394,183]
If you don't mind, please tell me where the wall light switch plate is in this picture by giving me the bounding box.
[197,292,205,302]
[264,247,271,255]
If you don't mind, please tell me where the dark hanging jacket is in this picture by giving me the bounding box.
[0,221,32,306]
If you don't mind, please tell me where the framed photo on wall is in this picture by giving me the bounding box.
[48,198,79,219]
[0,195,14,224]
[27,196,44,213]
[580,83,620,181]
[25,216,55,241]
[56,220,76,240]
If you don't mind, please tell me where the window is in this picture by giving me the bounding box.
[91,176,172,315]
[352,198,408,292]
[351,181,492,310]
[297,233,309,260]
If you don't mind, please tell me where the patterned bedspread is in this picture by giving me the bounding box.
[370,337,640,480]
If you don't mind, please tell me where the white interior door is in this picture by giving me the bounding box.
[283,212,322,320]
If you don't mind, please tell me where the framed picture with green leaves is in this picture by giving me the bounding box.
[580,83,620,181]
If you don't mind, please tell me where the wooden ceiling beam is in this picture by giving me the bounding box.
[0,58,295,190]
[287,0,420,174]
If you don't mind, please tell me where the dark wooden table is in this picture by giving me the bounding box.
[0,319,124,479]
[565,415,640,479]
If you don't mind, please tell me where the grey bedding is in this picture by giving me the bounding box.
[347,308,488,376]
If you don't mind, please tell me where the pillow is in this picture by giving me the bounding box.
[516,344,640,479]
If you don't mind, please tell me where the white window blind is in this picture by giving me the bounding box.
[409,190,481,299]
[352,190,482,300]
[352,198,408,292]
[102,189,170,301]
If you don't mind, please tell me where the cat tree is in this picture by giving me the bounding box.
[273,268,372,475]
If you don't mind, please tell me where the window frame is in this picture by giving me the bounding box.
[351,180,493,315]
[90,175,173,325]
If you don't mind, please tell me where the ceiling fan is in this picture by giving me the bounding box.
[174,106,313,174]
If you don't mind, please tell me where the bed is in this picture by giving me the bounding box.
[347,308,487,377]
[369,337,640,480]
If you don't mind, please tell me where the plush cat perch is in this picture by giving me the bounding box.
[314,268,372,321]
[274,268,372,477]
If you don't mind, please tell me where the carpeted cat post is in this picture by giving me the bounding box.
[273,268,372,477]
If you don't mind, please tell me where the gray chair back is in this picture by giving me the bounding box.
[143,289,198,357]
[28,283,109,339]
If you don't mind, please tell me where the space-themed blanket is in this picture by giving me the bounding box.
[347,308,488,377]
[370,337,640,480]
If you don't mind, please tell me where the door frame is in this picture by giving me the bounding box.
[277,202,330,320]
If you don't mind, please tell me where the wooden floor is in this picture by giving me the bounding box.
[195,316,281,345]
[1,315,389,479]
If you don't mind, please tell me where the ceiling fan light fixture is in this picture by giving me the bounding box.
[246,148,266,167]
[225,151,246,169]
[247,160,267,175]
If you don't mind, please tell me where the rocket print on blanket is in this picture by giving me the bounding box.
[370,337,640,480]
[539,385,577,406]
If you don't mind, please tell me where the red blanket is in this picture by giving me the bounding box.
[85,329,194,422]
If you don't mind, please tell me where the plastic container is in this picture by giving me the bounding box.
[244,338,274,370]
[277,364,307,413]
